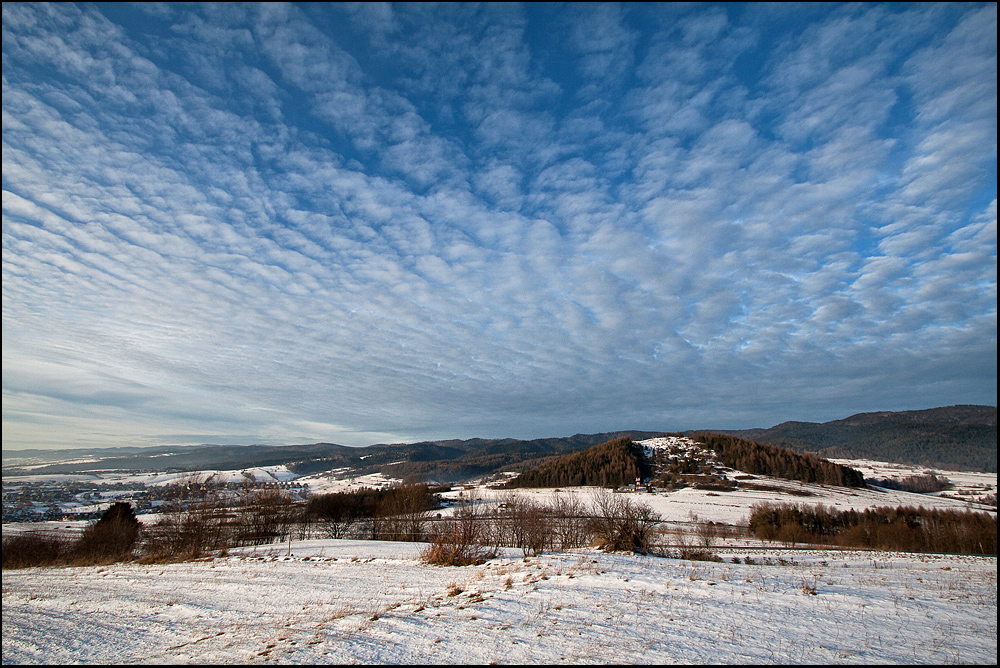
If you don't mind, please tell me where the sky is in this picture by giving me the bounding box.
[2,3,996,451]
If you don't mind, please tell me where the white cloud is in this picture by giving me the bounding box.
[2,4,995,450]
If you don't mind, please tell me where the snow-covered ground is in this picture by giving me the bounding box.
[437,480,996,527]
[2,539,995,664]
[1,465,300,487]
[4,446,997,664]
[831,458,997,505]
[296,470,403,496]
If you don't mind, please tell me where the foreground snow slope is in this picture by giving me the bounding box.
[2,539,995,665]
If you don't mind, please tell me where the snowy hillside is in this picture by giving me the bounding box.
[2,539,995,664]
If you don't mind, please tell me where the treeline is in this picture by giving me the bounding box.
[504,437,651,488]
[764,425,997,474]
[868,473,950,494]
[749,503,996,554]
[3,487,672,570]
[693,433,865,487]
[305,484,440,541]
[726,406,998,472]
[3,488,305,569]
[422,490,662,565]
[302,485,665,559]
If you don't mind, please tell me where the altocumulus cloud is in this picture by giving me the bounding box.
[2,3,995,450]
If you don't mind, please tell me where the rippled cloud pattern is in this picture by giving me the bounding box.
[2,3,995,449]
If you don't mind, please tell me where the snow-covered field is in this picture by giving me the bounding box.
[2,539,995,664]
[1,465,300,487]
[4,446,997,665]
[831,458,997,505]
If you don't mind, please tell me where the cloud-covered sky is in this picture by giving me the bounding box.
[3,3,996,450]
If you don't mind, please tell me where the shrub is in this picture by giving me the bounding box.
[588,489,661,553]
[73,502,141,564]
[676,548,723,562]
[2,531,69,569]
[420,521,496,566]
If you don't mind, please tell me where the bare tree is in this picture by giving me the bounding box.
[550,491,590,550]
[588,489,661,553]
[421,493,496,566]
[376,484,431,541]
[696,521,719,548]
[236,487,296,545]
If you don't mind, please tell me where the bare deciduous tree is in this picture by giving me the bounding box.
[588,489,661,553]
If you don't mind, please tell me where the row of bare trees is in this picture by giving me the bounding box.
[4,490,302,569]
[420,490,665,564]
[307,484,669,556]
[303,483,677,562]
[748,502,997,553]
[144,488,300,560]
[6,484,728,569]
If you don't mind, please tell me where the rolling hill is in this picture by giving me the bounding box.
[719,405,997,472]
[4,406,994,481]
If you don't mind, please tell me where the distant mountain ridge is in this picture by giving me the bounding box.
[718,405,997,473]
[4,406,995,478]
[2,431,664,483]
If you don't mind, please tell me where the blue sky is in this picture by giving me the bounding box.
[2,3,996,450]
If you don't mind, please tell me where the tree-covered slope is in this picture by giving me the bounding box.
[693,433,866,487]
[504,437,651,488]
[721,405,997,472]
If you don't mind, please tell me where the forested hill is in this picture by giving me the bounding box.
[694,433,866,488]
[718,405,997,473]
[504,437,651,488]
[506,434,865,489]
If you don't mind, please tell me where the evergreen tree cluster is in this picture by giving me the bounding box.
[868,473,950,493]
[504,437,651,488]
[694,432,865,487]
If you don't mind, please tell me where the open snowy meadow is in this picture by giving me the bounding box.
[2,537,995,665]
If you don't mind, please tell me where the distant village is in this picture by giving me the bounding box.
[1,478,308,524]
